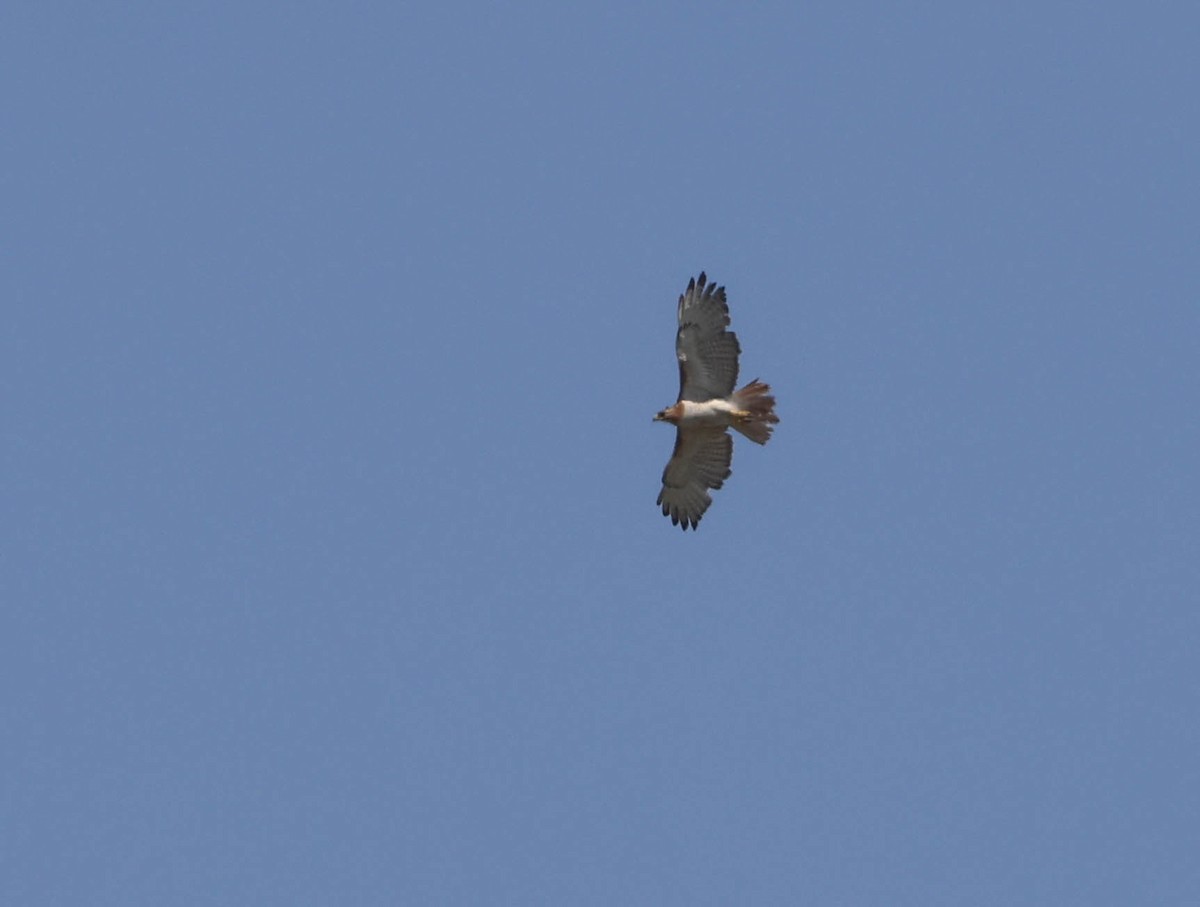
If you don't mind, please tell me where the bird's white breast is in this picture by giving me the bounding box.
[678,398,737,428]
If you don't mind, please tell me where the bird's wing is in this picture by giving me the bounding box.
[656,427,733,530]
[675,272,741,402]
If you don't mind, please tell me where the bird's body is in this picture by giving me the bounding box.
[658,398,742,428]
[653,273,779,530]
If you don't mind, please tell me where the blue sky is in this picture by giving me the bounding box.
[4,3,1198,904]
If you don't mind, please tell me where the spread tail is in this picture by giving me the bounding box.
[731,379,779,444]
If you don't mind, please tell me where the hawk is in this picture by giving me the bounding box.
[653,273,779,530]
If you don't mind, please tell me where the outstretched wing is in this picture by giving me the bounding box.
[675,272,741,402]
[656,427,733,530]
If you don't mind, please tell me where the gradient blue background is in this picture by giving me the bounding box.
[5,4,1198,904]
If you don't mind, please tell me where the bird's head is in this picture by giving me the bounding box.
[653,403,682,425]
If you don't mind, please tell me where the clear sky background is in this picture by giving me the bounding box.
[4,4,1198,905]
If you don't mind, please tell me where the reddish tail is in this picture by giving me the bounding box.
[731,379,779,445]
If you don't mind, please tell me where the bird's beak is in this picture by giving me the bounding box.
[652,412,662,422]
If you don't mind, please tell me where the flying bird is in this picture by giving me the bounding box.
[653,273,779,530]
